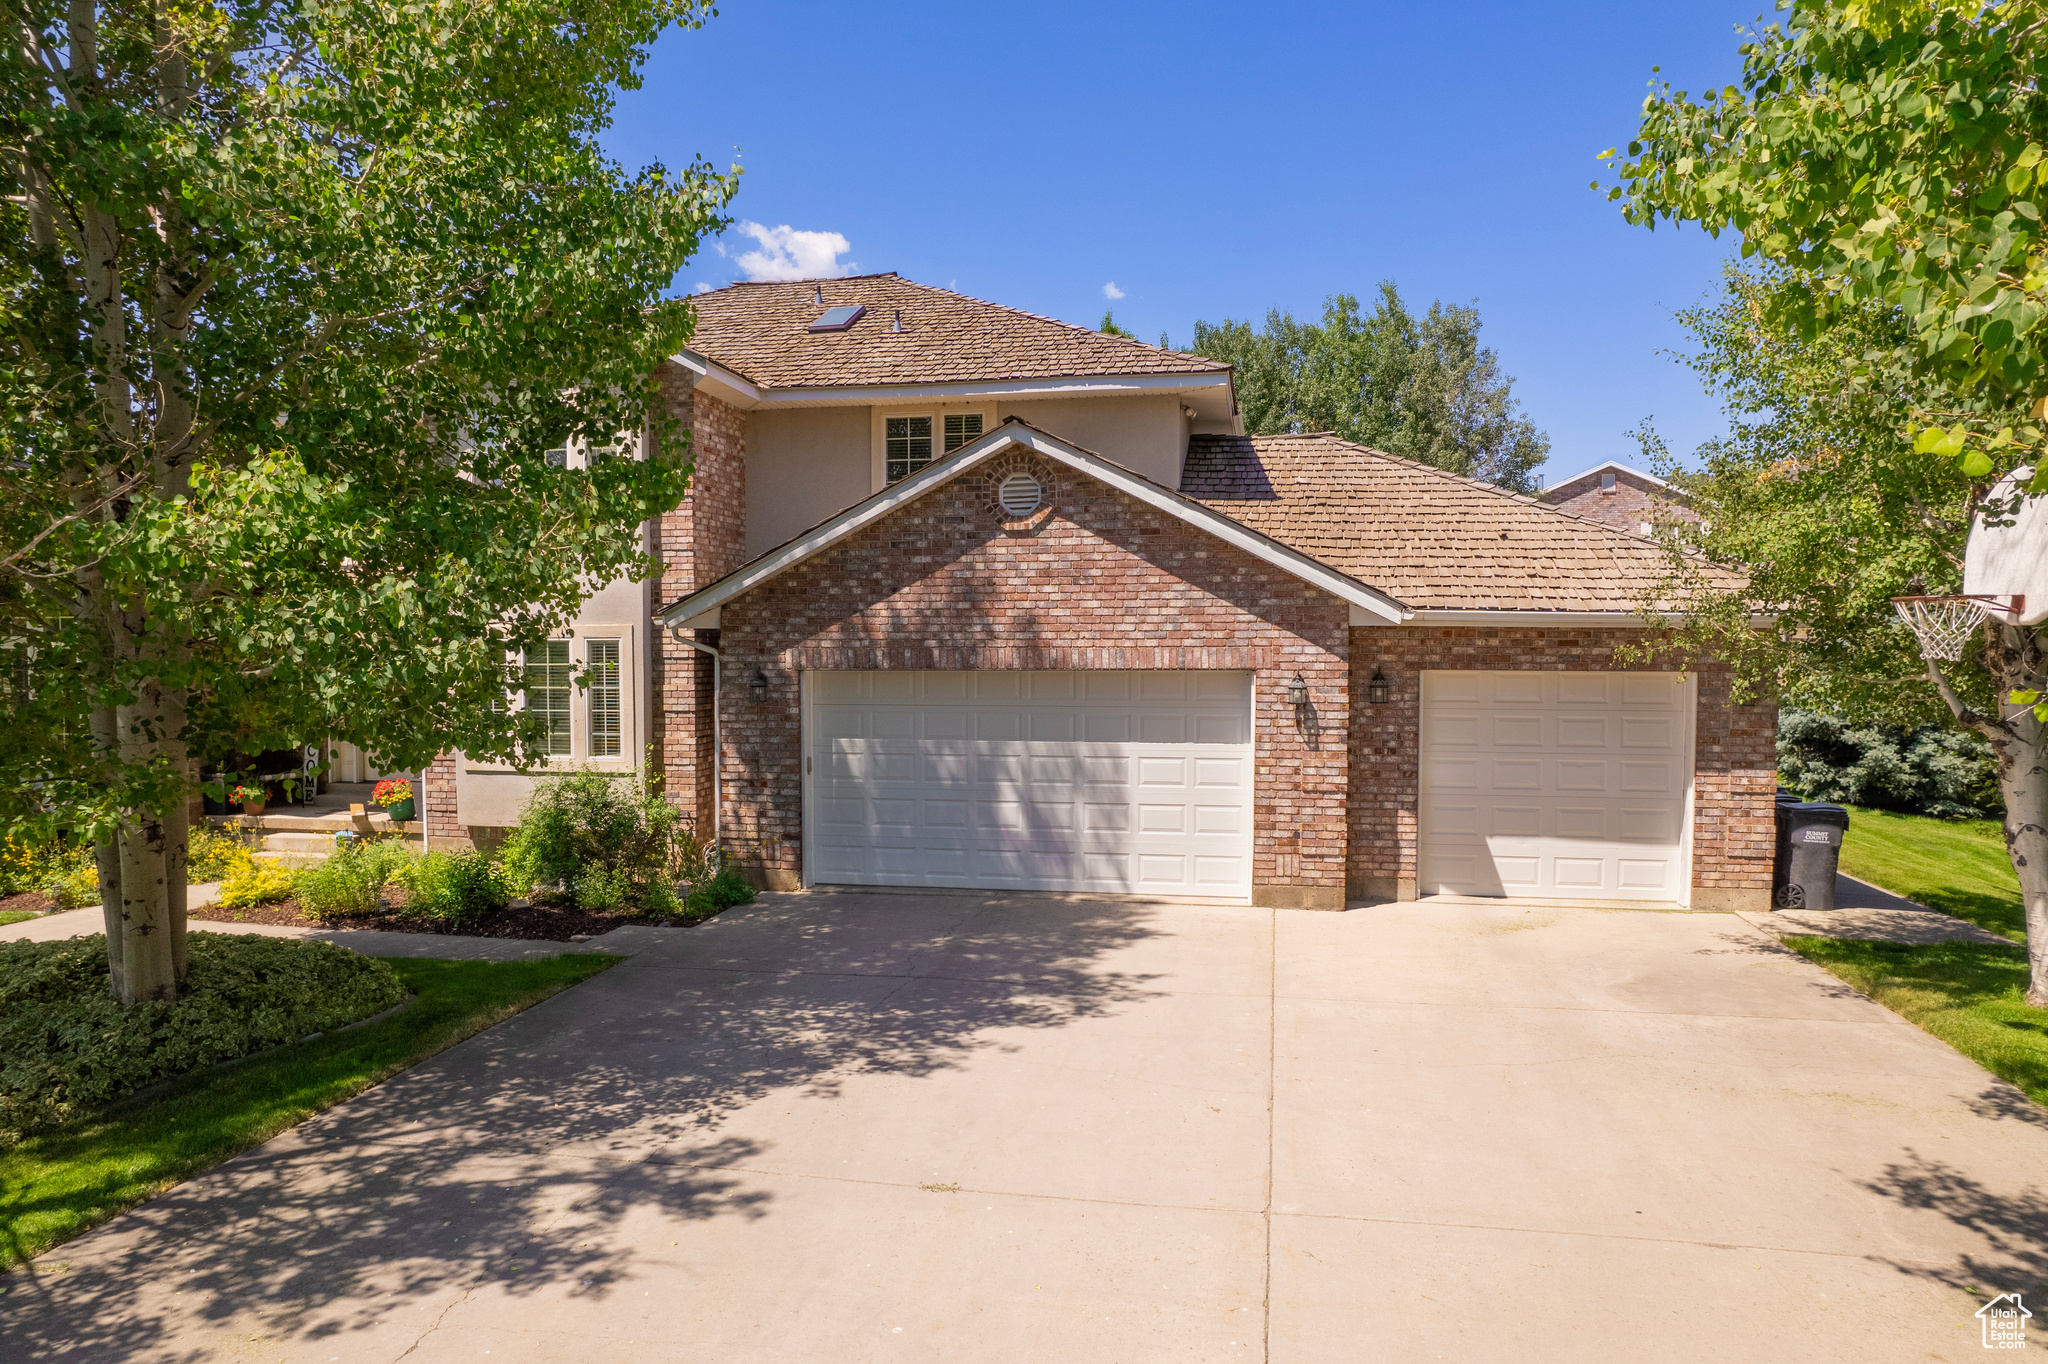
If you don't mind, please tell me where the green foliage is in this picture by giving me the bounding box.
[185,825,256,885]
[0,836,91,901]
[0,0,739,996]
[1607,0,2048,489]
[686,865,758,916]
[1779,708,2002,818]
[0,952,618,1271]
[1189,284,1549,491]
[1622,267,1991,713]
[392,850,510,925]
[500,770,697,911]
[0,933,405,1146]
[46,860,101,911]
[1785,937,2044,1106]
[292,841,417,920]
[217,862,297,909]
[1099,310,1136,338]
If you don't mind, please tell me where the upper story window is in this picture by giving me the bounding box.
[545,447,569,468]
[525,640,572,757]
[944,412,983,453]
[587,639,621,758]
[1599,471,1617,493]
[886,415,933,484]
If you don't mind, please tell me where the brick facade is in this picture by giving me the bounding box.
[1346,626,1776,909]
[1542,469,1700,533]
[709,458,1352,907]
[652,372,750,837]
[421,751,465,848]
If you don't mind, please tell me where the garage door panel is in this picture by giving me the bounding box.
[1421,671,1691,903]
[809,671,1252,897]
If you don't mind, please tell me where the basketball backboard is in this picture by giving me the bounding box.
[1963,466,2048,626]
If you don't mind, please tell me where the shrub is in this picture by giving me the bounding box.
[500,770,694,910]
[685,864,757,916]
[186,825,256,884]
[1,836,94,902]
[1778,708,2003,819]
[217,861,298,908]
[47,860,103,910]
[0,932,406,1145]
[393,849,510,924]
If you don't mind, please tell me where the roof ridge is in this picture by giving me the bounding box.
[888,278,1228,370]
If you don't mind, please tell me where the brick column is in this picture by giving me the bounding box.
[653,369,748,843]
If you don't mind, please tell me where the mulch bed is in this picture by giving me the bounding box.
[191,889,702,943]
[0,890,59,917]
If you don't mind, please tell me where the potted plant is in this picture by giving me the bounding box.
[372,777,416,823]
[228,782,268,818]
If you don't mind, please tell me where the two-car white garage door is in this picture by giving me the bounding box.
[801,667,1694,905]
[1419,670,1694,902]
[806,671,1253,897]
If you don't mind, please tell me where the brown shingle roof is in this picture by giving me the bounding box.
[1181,433,1741,613]
[687,274,1230,391]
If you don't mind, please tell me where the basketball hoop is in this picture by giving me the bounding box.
[1891,595,2020,661]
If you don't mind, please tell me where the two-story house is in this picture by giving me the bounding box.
[422,273,1775,912]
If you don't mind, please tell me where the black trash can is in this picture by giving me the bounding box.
[1774,802,1849,911]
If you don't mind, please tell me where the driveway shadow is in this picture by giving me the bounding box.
[1859,1149,2048,1298]
[0,893,1172,1362]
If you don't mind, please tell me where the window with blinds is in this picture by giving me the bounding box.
[943,412,983,453]
[587,639,621,758]
[525,640,572,756]
[886,415,932,484]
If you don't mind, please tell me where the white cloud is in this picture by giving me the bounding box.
[727,221,856,282]
[1102,281,1125,300]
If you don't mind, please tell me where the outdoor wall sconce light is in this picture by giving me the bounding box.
[1285,673,1309,709]
[749,667,768,702]
[1367,668,1391,705]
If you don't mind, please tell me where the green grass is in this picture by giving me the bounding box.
[0,911,36,928]
[1837,805,2025,942]
[0,952,619,1271]
[1785,937,2046,1107]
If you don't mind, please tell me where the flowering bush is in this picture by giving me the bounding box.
[227,783,267,806]
[371,778,413,808]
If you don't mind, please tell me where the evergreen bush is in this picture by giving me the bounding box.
[1777,708,2003,819]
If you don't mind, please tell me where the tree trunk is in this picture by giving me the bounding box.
[90,703,125,998]
[1999,701,2048,1007]
[113,678,181,1004]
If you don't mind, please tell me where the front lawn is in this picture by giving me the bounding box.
[0,911,36,928]
[1785,937,2046,1109]
[0,951,618,1271]
[1838,805,2026,942]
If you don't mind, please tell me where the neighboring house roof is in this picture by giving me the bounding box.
[686,274,1229,392]
[1542,459,1691,501]
[659,419,1410,629]
[1181,433,1739,613]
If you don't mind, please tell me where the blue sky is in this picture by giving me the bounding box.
[604,1,1758,481]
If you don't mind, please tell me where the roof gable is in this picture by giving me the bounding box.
[659,420,1410,628]
[687,275,1230,393]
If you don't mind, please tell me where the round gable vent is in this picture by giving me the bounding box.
[997,471,1043,518]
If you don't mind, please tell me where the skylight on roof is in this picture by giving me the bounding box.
[808,304,865,333]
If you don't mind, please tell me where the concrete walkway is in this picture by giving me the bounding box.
[1739,872,2016,946]
[3,893,2043,1361]
[0,902,670,961]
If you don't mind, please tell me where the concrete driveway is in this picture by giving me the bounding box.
[4,893,2044,1362]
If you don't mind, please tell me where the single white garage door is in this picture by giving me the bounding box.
[1420,671,1693,902]
[806,671,1253,897]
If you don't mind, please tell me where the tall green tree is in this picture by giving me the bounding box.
[1189,283,1549,491]
[1,0,735,1003]
[1611,1,2048,1002]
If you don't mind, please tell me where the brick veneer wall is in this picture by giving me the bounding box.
[421,751,467,849]
[1346,625,1777,910]
[654,371,748,835]
[1543,472,1700,533]
[710,458,1352,907]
